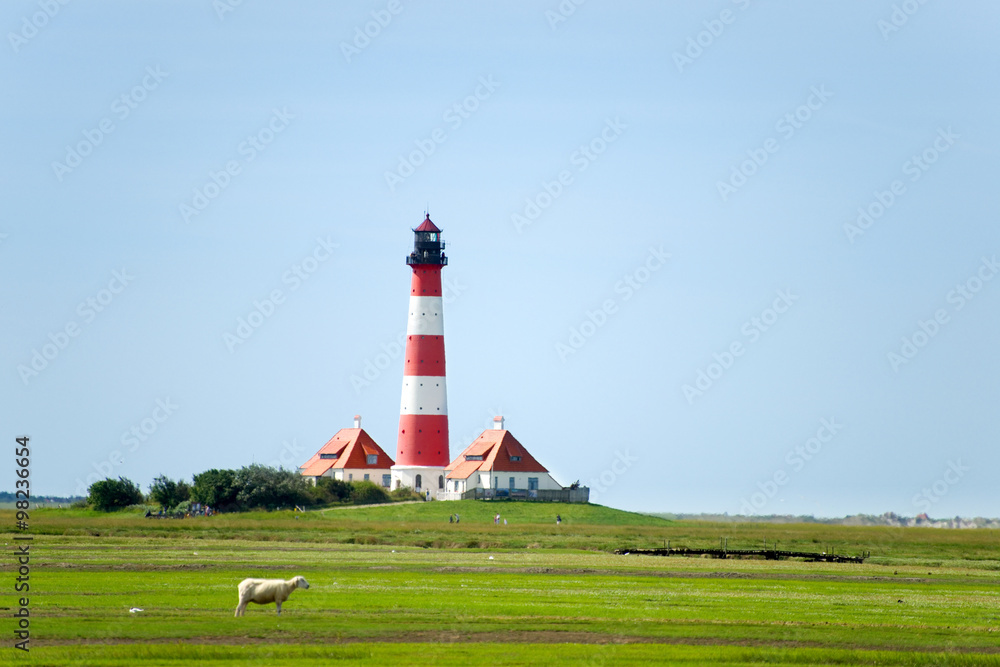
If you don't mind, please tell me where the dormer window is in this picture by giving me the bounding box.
[510,456,521,462]
[320,453,338,460]
[465,455,484,461]
[366,454,378,465]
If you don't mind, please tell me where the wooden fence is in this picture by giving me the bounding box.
[461,487,590,503]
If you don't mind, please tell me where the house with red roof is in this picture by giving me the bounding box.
[442,416,563,498]
[299,416,395,487]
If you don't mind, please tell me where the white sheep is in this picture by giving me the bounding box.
[234,576,310,616]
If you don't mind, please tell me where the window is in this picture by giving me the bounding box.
[510,456,521,462]
[465,455,483,461]
[509,477,515,490]
[366,454,378,465]
[364,473,370,481]
[438,475,444,489]
[528,477,539,491]
[348,473,353,481]
[382,474,391,488]
[454,480,460,492]
[320,453,337,459]
[415,474,422,490]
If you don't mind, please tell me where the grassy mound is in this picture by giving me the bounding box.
[316,499,670,526]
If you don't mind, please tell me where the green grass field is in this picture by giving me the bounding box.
[4,501,1000,665]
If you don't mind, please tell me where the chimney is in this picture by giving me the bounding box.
[354,415,361,429]
[493,416,504,430]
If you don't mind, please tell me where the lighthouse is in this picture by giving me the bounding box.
[390,214,450,498]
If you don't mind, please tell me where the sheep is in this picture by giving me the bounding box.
[234,576,310,616]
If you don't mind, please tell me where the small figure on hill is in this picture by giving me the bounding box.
[449,514,454,523]
[556,514,561,525]
[503,518,507,526]
[455,514,460,523]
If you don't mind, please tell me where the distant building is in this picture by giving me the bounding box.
[299,415,394,487]
[442,416,564,499]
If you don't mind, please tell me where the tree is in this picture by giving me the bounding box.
[88,477,144,511]
[149,475,191,510]
[190,468,239,510]
[233,464,312,511]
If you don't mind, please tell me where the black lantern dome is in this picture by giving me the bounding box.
[406,214,448,266]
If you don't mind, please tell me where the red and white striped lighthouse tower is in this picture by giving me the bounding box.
[390,214,450,498]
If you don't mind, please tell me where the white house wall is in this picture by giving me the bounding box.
[391,465,448,499]
[456,471,561,491]
[328,468,392,486]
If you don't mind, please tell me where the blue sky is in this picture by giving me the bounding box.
[3,1,998,517]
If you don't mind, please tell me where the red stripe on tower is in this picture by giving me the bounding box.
[395,215,450,472]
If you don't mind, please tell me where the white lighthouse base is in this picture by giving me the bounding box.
[391,465,447,500]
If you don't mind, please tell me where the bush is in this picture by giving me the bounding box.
[88,477,144,512]
[390,486,423,502]
[350,480,391,505]
[171,500,193,518]
[310,477,352,505]
[129,504,158,514]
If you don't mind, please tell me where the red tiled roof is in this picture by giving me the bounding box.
[299,427,394,477]
[414,214,441,233]
[299,459,337,477]
[445,429,548,479]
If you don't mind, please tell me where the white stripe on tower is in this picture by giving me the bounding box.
[399,376,448,415]
[407,296,444,336]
